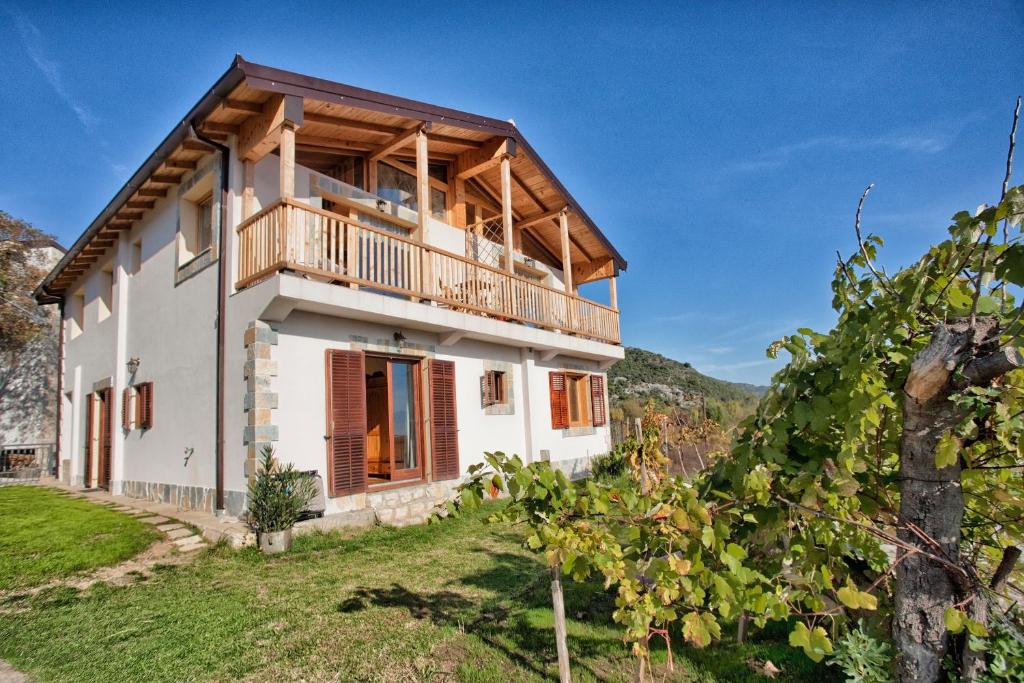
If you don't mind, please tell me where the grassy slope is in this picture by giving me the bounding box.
[0,486,159,589]
[609,348,765,405]
[0,502,834,683]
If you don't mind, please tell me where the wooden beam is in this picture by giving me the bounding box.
[516,208,564,231]
[427,133,483,150]
[450,176,467,228]
[164,159,197,170]
[415,128,430,240]
[181,138,215,152]
[222,98,263,114]
[137,188,166,198]
[368,155,378,194]
[107,221,134,230]
[559,210,573,292]
[473,177,561,266]
[510,168,595,262]
[238,94,304,162]
[501,156,514,273]
[115,211,144,221]
[242,160,254,220]
[455,137,516,180]
[126,200,155,209]
[200,121,239,135]
[369,123,429,163]
[381,157,447,194]
[303,111,403,136]
[572,257,616,286]
[150,174,181,185]
[295,135,374,153]
[609,275,618,310]
[280,122,296,199]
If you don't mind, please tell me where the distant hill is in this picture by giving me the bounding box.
[607,347,767,425]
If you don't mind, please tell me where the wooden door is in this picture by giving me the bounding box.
[366,373,390,477]
[326,350,367,496]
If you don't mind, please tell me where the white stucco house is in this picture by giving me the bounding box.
[34,56,626,523]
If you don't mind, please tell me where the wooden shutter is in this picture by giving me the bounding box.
[590,374,607,427]
[84,394,94,486]
[121,388,131,431]
[137,382,154,430]
[326,350,367,496]
[549,371,569,429]
[100,388,112,488]
[482,371,497,407]
[430,359,460,481]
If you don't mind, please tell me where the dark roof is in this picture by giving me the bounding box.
[35,55,625,304]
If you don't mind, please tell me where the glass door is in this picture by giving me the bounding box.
[386,359,422,482]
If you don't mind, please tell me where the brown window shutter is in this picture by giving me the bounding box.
[326,350,367,496]
[84,394,94,485]
[137,382,154,430]
[590,374,607,427]
[101,388,112,487]
[121,388,131,431]
[549,371,569,429]
[430,359,460,481]
[482,371,496,407]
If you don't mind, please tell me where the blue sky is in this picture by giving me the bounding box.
[2,1,1021,384]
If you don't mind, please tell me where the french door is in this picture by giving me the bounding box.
[379,357,422,482]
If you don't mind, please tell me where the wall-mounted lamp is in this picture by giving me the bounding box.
[393,331,407,345]
[126,357,141,375]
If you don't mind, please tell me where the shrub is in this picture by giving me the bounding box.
[591,445,628,480]
[246,446,316,533]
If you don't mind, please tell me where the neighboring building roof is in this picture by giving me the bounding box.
[35,55,626,304]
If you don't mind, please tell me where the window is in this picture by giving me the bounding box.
[98,267,113,322]
[130,240,142,275]
[549,371,607,430]
[134,382,153,430]
[482,370,507,407]
[376,161,447,220]
[69,291,85,339]
[178,171,215,263]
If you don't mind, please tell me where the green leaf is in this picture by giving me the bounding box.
[945,607,965,634]
[789,622,833,662]
[936,432,959,469]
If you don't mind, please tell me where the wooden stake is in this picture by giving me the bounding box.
[416,128,430,242]
[550,565,572,683]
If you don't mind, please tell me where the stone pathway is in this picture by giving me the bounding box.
[0,660,27,683]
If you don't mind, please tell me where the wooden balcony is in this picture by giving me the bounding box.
[236,199,621,344]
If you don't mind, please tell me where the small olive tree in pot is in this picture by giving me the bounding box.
[247,446,316,554]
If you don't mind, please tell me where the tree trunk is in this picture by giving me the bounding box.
[895,323,972,682]
[551,565,572,683]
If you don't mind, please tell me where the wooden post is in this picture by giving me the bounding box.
[280,122,295,200]
[608,275,618,310]
[415,127,430,242]
[242,161,254,220]
[559,209,573,293]
[550,565,572,683]
[500,155,514,273]
[368,157,378,196]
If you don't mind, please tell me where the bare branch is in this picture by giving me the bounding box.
[1002,96,1021,202]
[962,346,1023,386]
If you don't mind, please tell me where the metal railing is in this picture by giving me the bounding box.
[0,443,56,485]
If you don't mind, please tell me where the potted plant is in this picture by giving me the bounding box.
[247,446,316,554]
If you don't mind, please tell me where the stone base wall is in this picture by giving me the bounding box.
[367,480,461,526]
[243,321,279,482]
[547,454,594,481]
[121,479,246,516]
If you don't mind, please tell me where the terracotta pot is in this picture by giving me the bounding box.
[257,528,292,554]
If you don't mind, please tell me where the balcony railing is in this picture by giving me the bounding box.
[236,199,620,344]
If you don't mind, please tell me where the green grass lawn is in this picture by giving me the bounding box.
[0,486,159,590]
[0,498,837,682]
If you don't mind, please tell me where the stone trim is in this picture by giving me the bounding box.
[121,479,246,517]
[348,335,435,357]
[481,360,515,416]
[243,320,278,480]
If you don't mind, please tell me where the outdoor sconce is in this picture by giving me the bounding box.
[126,357,141,375]
[393,331,407,345]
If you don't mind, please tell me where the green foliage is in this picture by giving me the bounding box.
[590,447,628,480]
[440,449,784,658]
[828,623,896,683]
[707,183,1024,669]
[246,446,316,533]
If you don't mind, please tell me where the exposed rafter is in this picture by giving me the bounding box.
[455,137,515,180]
[368,123,429,163]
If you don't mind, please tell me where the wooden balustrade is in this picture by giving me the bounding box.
[237,199,621,344]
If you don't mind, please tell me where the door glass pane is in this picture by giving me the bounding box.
[391,362,418,469]
[568,376,581,423]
